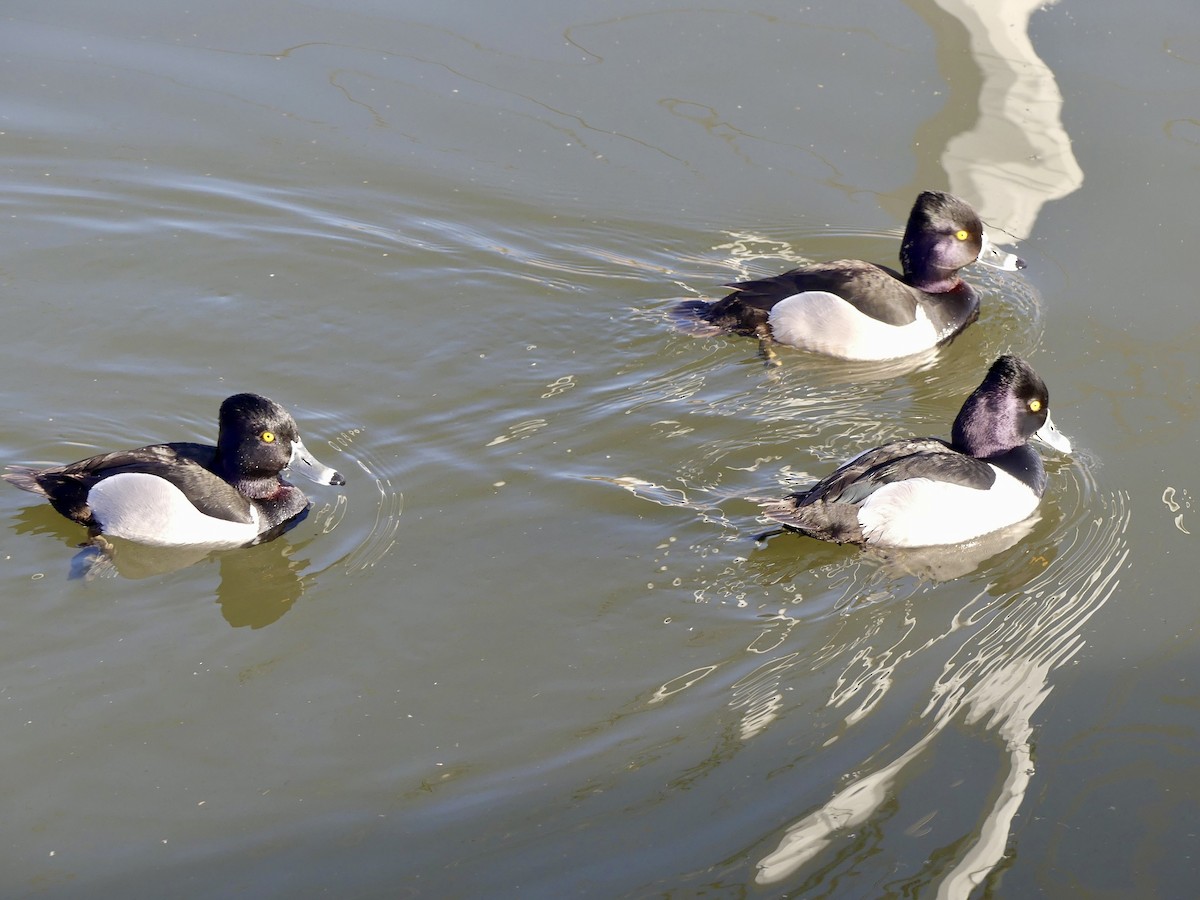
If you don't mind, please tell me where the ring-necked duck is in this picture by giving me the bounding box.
[4,393,345,548]
[756,355,1070,548]
[674,191,1024,360]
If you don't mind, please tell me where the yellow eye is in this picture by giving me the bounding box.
[955,229,970,241]
[1028,400,1042,413]
[261,430,275,443]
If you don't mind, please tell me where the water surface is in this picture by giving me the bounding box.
[1,0,1198,897]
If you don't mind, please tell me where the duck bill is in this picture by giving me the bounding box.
[1033,412,1072,454]
[977,231,1026,272]
[288,438,346,486]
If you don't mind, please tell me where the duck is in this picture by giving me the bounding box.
[3,393,345,548]
[674,191,1024,361]
[756,355,1070,548]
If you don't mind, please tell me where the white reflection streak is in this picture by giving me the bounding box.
[934,0,1083,239]
[730,650,801,741]
[711,233,809,282]
[1161,486,1192,535]
[756,492,1130,891]
[586,475,736,531]
[650,665,719,704]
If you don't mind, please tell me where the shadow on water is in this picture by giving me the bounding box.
[9,507,320,628]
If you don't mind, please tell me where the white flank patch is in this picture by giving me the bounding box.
[89,472,261,548]
[856,466,1040,548]
[767,291,939,360]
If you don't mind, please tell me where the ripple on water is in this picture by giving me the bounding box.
[310,426,405,574]
[578,425,1127,893]
[754,483,1129,891]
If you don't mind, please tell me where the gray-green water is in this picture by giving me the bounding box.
[1,0,1196,896]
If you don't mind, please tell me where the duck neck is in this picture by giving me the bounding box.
[900,235,962,293]
[910,269,962,293]
[213,450,282,500]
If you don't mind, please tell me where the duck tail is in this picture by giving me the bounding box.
[2,466,49,496]
[758,497,863,545]
[668,299,726,336]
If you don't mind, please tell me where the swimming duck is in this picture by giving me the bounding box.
[4,393,345,548]
[675,191,1023,360]
[757,355,1070,548]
